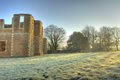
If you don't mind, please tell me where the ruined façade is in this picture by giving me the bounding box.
[0,14,47,57]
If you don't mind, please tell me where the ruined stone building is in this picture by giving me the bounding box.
[0,14,47,57]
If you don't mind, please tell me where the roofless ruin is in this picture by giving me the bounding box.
[0,14,47,57]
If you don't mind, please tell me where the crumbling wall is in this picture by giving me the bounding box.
[43,38,47,54]
[12,14,34,57]
[28,15,34,56]
[0,29,12,57]
[11,33,29,57]
[34,20,43,55]
[0,19,4,29]
[0,14,46,57]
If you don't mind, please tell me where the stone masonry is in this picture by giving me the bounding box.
[0,14,47,57]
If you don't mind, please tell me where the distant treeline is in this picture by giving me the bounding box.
[67,26,120,53]
[45,25,120,53]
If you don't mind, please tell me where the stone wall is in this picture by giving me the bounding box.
[43,38,47,54]
[0,29,12,57]
[12,33,29,57]
[34,20,43,55]
[0,14,47,57]
[29,15,34,56]
[0,19,4,29]
[12,14,34,57]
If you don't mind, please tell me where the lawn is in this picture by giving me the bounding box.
[0,52,120,80]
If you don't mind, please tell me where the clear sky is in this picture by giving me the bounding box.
[0,0,120,36]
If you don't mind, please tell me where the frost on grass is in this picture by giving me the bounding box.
[0,52,120,80]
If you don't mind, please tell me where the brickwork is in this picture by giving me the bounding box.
[12,33,29,57]
[0,29,12,57]
[0,14,47,57]
[34,20,43,55]
[0,19,4,29]
[43,38,47,54]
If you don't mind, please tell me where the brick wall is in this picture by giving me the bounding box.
[0,14,47,57]
[34,20,43,55]
[43,38,47,54]
[0,29,12,57]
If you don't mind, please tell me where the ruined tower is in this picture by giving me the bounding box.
[0,14,47,57]
[34,20,43,55]
[11,14,34,57]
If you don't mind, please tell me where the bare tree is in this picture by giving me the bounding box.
[44,25,66,52]
[99,26,113,51]
[111,27,120,51]
[82,25,97,50]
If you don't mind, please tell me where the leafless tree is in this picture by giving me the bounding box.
[111,27,120,51]
[44,25,66,52]
[82,25,97,50]
[99,26,113,51]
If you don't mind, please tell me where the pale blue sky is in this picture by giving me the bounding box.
[0,0,120,36]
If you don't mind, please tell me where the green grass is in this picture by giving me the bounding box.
[0,52,120,80]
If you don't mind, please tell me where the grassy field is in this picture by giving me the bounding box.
[0,52,120,80]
